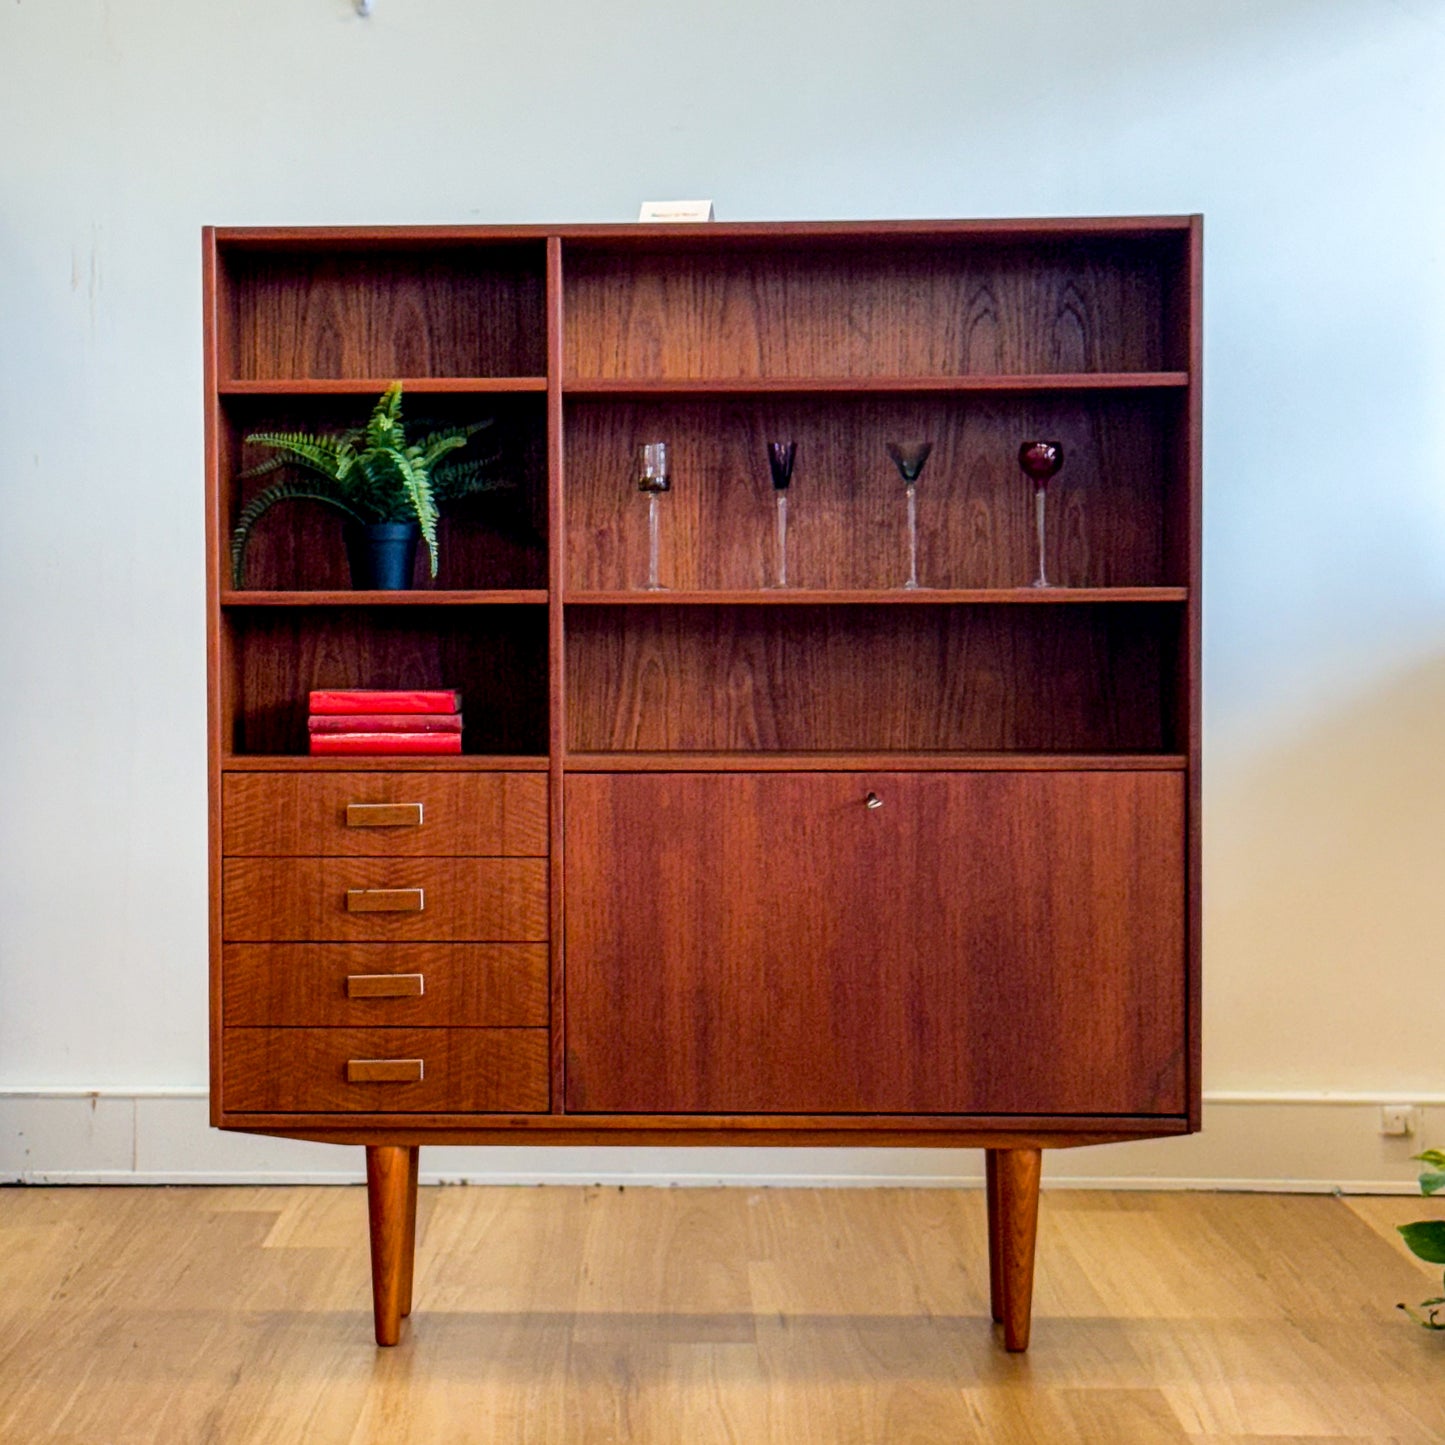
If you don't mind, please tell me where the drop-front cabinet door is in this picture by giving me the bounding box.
[564,772,1185,1116]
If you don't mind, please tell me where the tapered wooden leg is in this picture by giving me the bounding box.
[989,1147,1042,1352]
[365,1145,415,1346]
[984,1150,1004,1323]
[399,1146,420,1319]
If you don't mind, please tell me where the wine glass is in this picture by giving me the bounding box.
[636,442,671,590]
[1018,440,1064,588]
[885,442,933,589]
[767,442,797,588]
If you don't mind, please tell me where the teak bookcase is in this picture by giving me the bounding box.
[204,218,1202,1351]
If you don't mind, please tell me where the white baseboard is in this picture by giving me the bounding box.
[0,1089,1438,1191]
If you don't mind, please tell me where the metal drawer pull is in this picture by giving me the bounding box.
[347,1058,424,1084]
[346,802,424,828]
[865,791,884,809]
[346,888,425,913]
[347,973,425,998]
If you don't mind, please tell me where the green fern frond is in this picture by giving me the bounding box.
[230,481,365,587]
[350,445,409,514]
[243,431,350,481]
[363,383,405,452]
[415,433,470,470]
[388,446,440,577]
[233,454,294,483]
[414,419,494,455]
[431,457,511,501]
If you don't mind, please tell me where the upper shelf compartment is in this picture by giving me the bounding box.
[218,240,547,383]
[561,232,1192,383]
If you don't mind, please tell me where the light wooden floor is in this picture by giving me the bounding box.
[0,1184,1440,1443]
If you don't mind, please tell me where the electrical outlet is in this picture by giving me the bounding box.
[1380,1105,1419,1137]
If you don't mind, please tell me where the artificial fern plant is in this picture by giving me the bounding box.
[229,382,507,586]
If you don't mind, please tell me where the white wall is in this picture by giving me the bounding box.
[2,0,1442,1187]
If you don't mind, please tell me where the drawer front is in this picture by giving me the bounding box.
[222,1027,549,1113]
[222,943,549,1026]
[222,772,548,857]
[223,858,548,941]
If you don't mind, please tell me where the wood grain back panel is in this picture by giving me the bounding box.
[565,604,1176,753]
[222,772,547,856]
[222,858,548,941]
[221,943,548,1026]
[225,246,546,380]
[563,393,1177,592]
[222,1027,549,1112]
[563,240,1177,380]
[564,771,1185,1115]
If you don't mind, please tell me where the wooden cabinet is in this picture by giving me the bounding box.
[205,217,1202,1351]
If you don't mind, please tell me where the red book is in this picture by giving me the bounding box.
[308,689,462,716]
[309,732,464,756]
[308,713,462,734]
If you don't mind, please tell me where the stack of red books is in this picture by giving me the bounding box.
[307,689,463,755]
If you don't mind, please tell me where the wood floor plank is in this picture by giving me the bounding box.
[1344,1193,1445,1273]
[0,1183,1442,1444]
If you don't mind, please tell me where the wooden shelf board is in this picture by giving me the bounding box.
[564,588,1187,606]
[563,752,1189,773]
[221,755,548,772]
[219,377,548,396]
[221,590,548,607]
[563,372,1188,398]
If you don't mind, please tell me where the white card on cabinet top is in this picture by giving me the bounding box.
[639,200,716,222]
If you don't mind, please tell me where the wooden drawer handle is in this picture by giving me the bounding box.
[346,888,425,913]
[347,973,425,998]
[346,802,424,828]
[346,1058,424,1084]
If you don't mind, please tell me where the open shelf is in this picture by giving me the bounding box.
[563,373,1188,397]
[563,234,1191,381]
[224,607,548,758]
[565,603,1183,755]
[219,391,548,593]
[565,392,1187,592]
[223,590,548,607]
[564,751,1188,772]
[221,242,547,381]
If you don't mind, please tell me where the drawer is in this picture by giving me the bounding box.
[222,772,547,857]
[223,858,548,941]
[222,943,549,1026]
[222,1027,550,1113]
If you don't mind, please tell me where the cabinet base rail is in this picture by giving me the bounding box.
[362,1142,1044,1352]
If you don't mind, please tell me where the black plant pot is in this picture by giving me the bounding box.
[345,522,420,590]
